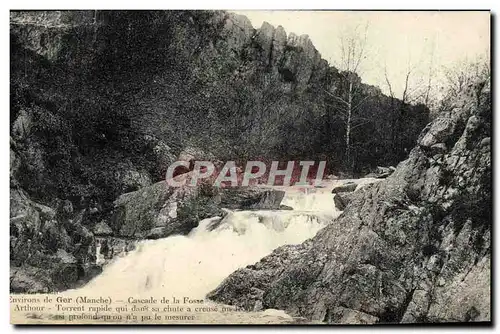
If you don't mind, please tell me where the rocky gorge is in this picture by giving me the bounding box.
[10,10,428,292]
[9,10,490,325]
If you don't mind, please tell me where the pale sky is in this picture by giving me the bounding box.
[234,11,490,99]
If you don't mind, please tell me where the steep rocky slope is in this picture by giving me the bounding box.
[10,10,429,293]
[208,82,491,323]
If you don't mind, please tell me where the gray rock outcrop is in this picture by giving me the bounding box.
[10,188,102,292]
[333,192,355,211]
[110,181,286,239]
[331,182,358,194]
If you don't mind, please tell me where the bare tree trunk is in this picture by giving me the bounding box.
[384,66,398,160]
[424,72,432,106]
[346,81,353,170]
[402,69,411,104]
[424,39,435,106]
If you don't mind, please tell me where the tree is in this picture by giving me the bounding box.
[406,38,437,110]
[423,39,436,107]
[382,46,435,165]
[439,55,490,112]
[383,37,437,109]
[381,62,408,164]
[326,22,370,171]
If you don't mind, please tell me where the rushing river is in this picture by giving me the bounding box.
[12,181,371,324]
[80,185,340,298]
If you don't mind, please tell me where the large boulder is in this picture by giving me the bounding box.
[110,179,287,239]
[111,181,225,240]
[331,182,357,194]
[333,192,355,211]
[109,181,173,238]
[10,187,102,293]
[208,82,491,323]
[365,166,396,179]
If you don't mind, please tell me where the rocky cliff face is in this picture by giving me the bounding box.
[10,10,429,293]
[208,82,491,323]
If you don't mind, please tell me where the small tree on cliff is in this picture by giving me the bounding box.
[327,22,370,172]
[438,55,490,113]
[383,56,415,161]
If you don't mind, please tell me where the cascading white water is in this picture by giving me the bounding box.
[73,185,340,299]
[9,180,379,324]
[281,187,340,213]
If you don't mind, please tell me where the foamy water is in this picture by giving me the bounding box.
[75,185,338,298]
[12,182,363,324]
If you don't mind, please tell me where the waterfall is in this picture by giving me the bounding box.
[73,185,339,299]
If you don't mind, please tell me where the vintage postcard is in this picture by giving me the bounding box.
[9,10,491,325]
